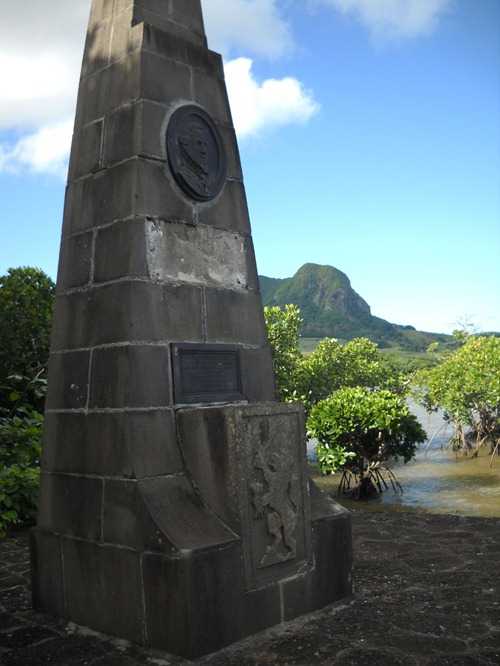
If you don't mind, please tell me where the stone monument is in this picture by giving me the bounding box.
[31,0,352,658]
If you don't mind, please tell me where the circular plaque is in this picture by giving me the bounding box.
[166,105,227,202]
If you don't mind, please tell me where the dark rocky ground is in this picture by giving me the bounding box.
[1,508,499,665]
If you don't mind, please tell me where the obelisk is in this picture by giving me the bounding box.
[31,0,352,658]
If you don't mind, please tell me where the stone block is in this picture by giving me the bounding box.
[125,409,182,478]
[280,508,352,621]
[46,351,90,410]
[109,6,143,65]
[68,120,103,181]
[89,345,171,408]
[310,510,353,607]
[177,407,239,531]
[103,103,138,166]
[144,220,251,290]
[136,158,195,223]
[169,0,205,36]
[103,101,166,166]
[50,291,91,351]
[140,100,168,158]
[63,160,137,235]
[51,282,204,350]
[240,347,276,402]
[192,67,232,125]
[42,412,126,477]
[243,236,260,291]
[219,124,243,181]
[143,542,243,658]
[82,19,112,78]
[141,50,192,107]
[142,13,205,47]
[243,585,282,637]
[197,180,251,235]
[139,475,238,551]
[89,0,114,27]
[87,159,137,225]
[75,50,141,128]
[38,473,102,540]
[142,24,222,78]
[103,479,171,550]
[94,220,148,282]
[30,530,65,617]
[88,282,203,345]
[119,0,206,47]
[57,232,93,290]
[205,288,268,345]
[124,0,169,16]
[62,539,144,644]
[281,571,314,622]
[42,410,181,479]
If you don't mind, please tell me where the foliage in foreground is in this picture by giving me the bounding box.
[0,373,45,537]
[264,304,304,403]
[264,304,405,413]
[0,268,51,534]
[0,402,43,536]
[414,336,500,457]
[0,267,55,390]
[308,387,426,496]
[265,304,422,498]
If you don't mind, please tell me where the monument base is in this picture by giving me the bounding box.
[32,403,352,659]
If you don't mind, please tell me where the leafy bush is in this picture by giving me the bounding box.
[299,337,405,411]
[264,304,404,413]
[264,304,307,403]
[308,387,426,497]
[0,370,48,414]
[414,336,500,455]
[0,267,55,389]
[0,465,40,537]
[0,377,44,537]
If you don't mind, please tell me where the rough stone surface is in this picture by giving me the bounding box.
[41,410,182,478]
[89,345,172,408]
[4,509,500,664]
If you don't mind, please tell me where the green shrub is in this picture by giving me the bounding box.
[308,387,426,497]
[0,267,54,390]
[0,378,44,536]
[299,337,405,411]
[414,336,500,455]
[0,465,40,537]
[264,304,308,403]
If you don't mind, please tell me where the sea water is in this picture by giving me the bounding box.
[312,401,500,518]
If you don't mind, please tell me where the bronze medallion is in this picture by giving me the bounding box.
[166,105,227,202]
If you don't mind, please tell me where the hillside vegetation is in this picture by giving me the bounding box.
[260,263,451,351]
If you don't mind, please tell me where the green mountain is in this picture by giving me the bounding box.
[259,263,451,351]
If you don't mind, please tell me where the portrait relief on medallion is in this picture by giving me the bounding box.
[166,105,227,202]
[247,417,303,570]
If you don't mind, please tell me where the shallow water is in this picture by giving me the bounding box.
[312,401,500,518]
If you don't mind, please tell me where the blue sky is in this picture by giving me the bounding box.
[0,0,499,334]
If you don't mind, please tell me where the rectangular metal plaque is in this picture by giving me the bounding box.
[172,344,244,404]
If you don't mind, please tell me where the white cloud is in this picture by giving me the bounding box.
[0,1,89,131]
[0,120,73,177]
[225,58,320,137]
[318,0,452,40]
[0,1,312,174]
[202,0,293,58]
[0,57,320,175]
[0,0,294,132]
